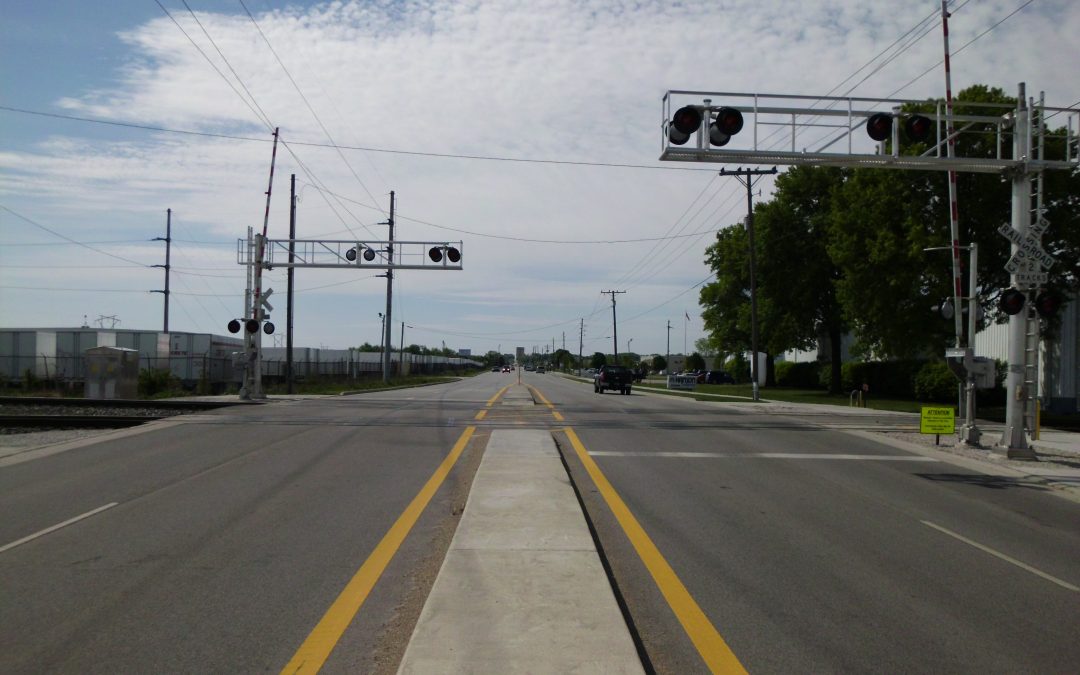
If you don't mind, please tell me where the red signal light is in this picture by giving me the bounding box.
[668,106,702,145]
[713,107,744,136]
[245,319,260,333]
[998,288,1026,316]
[904,115,932,142]
[363,247,376,262]
[1034,290,1061,318]
[446,247,461,263]
[227,319,241,334]
[429,247,443,263]
[866,113,892,142]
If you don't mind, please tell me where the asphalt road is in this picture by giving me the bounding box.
[540,372,1080,673]
[2,371,1077,673]
[0,376,501,674]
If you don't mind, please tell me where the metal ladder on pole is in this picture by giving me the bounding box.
[1022,303,1040,436]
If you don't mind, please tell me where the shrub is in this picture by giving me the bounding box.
[775,361,824,388]
[842,360,926,399]
[138,368,180,398]
[913,360,960,402]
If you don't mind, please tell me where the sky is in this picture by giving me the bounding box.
[1,0,1078,359]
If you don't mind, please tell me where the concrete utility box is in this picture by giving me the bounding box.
[84,347,139,399]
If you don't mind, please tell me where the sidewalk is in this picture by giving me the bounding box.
[397,387,642,673]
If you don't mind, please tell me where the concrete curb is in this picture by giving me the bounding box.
[397,426,643,674]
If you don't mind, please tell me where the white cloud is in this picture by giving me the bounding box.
[2,0,1078,353]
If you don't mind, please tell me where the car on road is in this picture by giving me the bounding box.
[594,365,633,395]
[536,366,546,373]
[491,366,500,372]
[704,370,735,384]
[502,366,511,373]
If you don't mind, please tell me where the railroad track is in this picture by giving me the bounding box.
[0,397,242,431]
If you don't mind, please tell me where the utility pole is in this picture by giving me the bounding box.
[400,321,406,376]
[578,318,584,376]
[152,209,172,333]
[666,319,671,374]
[381,191,395,384]
[602,290,625,358]
[287,174,296,394]
[720,166,777,402]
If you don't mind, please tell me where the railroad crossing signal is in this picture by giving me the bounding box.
[237,239,464,270]
[659,86,1079,456]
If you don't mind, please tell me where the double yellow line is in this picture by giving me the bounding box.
[283,382,744,674]
[283,384,517,673]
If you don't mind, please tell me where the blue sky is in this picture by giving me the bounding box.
[2,0,1078,358]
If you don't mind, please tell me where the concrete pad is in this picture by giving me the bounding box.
[398,429,642,674]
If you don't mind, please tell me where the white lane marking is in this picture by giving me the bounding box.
[588,451,938,461]
[0,502,119,555]
[921,520,1079,592]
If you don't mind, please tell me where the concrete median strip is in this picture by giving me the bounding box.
[397,428,643,673]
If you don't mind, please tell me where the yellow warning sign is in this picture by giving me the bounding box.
[920,406,955,434]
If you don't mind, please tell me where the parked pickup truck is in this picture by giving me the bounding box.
[593,365,633,395]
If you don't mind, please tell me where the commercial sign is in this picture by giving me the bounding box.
[667,374,697,391]
[920,406,955,435]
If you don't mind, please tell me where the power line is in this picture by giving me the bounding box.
[0,204,151,267]
[888,0,1040,98]
[237,0,386,218]
[0,105,722,173]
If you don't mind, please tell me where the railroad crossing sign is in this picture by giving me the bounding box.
[998,220,1055,288]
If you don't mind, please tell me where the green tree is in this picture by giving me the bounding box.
[686,352,706,371]
[652,355,668,372]
[590,352,607,369]
[754,166,848,392]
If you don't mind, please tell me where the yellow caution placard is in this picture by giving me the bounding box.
[920,406,955,434]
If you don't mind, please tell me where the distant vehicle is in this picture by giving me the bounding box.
[524,365,535,371]
[704,370,735,384]
[536,366,546,374]
[502,366,511,373]
[491,366,500,372]
[594,365,633,395]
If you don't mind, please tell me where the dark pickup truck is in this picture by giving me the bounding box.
[593,365,633,395]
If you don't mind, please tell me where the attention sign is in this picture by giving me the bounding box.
[920,406,955,434]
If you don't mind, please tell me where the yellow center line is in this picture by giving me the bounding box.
[562,427,747,675]
[527,384,564,422]
[485,384,511,408]
[280,426,477,675]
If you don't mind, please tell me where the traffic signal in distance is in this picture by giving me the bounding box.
[709,107,744,147]
[904,114,932,143]
[428,246,461,263]
[1034,290,1061,318]
[346,246,377,262]
[227,319,241,334]
[998,288,1026,315]
[667,106,703,145]
[245,319,260,333]
[866,113,892,142]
